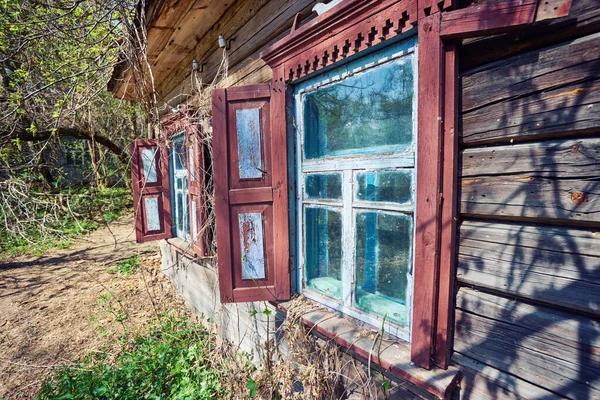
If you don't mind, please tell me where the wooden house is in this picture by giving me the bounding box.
[109,0,600,398]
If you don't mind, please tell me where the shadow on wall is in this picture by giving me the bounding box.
[455,28,600,400]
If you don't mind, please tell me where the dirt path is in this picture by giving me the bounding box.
[0,214,186,399]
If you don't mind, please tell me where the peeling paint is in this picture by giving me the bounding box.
[238,213,266,280]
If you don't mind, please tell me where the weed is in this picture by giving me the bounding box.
[107,256,140,277]
[37,314,233,400]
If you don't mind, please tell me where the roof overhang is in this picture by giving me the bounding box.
[108,0,232,100]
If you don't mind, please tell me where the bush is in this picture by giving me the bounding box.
[0,184,132,257]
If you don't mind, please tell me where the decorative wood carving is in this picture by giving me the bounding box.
[262,0,419,81]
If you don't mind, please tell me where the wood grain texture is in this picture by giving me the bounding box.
[454,288,600,399]
[459,0,600,71]
[411,13,443,370]
[460,136,600,224]
[440,0,538,39]
[462,138,600,179]
[157,0,315,102]
[461,32,600,114]
[460,175,600,224]
[453,353,562,400]
[434,40,458,369]
[457,219,600,315]
[212,83,290,303]
[462,78,600,146]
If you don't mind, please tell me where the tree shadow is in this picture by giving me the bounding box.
[454,19,600,400]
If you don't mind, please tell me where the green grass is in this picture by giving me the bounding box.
[107,256,141,277]
[37,315,233,400]
[0,186,132,258]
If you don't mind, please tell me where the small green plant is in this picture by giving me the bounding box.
[37,315,230,400]
[107,256,140,277]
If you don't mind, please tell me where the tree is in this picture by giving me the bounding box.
[0,0,142,181]
[0,0,144,251]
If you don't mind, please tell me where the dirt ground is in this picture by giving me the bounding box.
[0,214,188,399]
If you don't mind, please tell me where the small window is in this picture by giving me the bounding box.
[294,37,417,341]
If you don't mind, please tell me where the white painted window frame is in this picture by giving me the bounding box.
[170,132,191,242]
[294,37,418,342]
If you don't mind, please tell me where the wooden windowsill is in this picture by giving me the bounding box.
[273,299,460,399]
[166,237,197,258]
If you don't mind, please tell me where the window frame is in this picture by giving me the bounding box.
[169,131,192,242]
[293,37,419,341]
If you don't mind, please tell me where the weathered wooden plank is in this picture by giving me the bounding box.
[459,219,600,257]
[146,0,196,61]
[456,287,600,355]
[460,173,600,224]
[461,79,600,145]
[453,354,563,400]
[458,256,600,315]
[440,0,538,39]
[156,0,271,99]
[454,315,600,398]
[462,137,600,178]
[158,0,311,104]
[435,40,458,369]
[460,0,600,70]
[461,32,600,113]
[457,219,600,315]
[412,12,443,370]
[454,288,600,399]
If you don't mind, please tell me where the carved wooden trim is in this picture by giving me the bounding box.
[262,0,419,80]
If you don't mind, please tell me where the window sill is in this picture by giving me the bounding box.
[166,237,196,258]
[273,299,460,399]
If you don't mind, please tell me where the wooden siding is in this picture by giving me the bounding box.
[454,6,600,398]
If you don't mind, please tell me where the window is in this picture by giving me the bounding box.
[131,114,208,256]
[170,133,191,241]
[293,37,417,340]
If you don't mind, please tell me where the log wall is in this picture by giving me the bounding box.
[453,2,600,398]
[154,1,600,398]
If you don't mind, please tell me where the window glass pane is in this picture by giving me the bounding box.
[305,173,342,200]
[189,142,195,182]
[304,207,342,300]
[176,192,183,233]
[191,200,198,241]
[355,170,413,204]
[173,135,187,171]
[302,56,414,159]
[355,211,411,327]
[141,148,157,183]
[184,180,190,236]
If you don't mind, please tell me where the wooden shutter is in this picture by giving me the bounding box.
[212,84,290,303]
[131,139,172,243]
[186,126,209,256]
